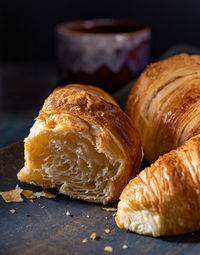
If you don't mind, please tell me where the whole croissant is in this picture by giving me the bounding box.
[125,53,200,162]
[17,84,142,204]
[115,134,200,237]
[116,53,200,236]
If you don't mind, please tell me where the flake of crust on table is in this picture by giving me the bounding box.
[10,209,16,214]
[102,208,117,212]
[104,246,113,252]
[0,188,23,203]
[34,190,56,199]
[21,190,36,199]
[82,238,88,243]
[122,244,128,249]
[66,211,71,216]
[105,229,110,233]
[90,232,97,240]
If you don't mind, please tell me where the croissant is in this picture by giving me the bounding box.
[17,84,142,204]
[115,134,200,236]
[125,53,200,162]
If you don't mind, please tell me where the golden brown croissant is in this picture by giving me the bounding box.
[125,53,200,162]
[17,84,142,204]
[115,134,200,236]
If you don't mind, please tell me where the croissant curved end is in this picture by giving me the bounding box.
[115,201,162,237]
[115,134,200,236]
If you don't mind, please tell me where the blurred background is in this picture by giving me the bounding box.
[1,0,200,148]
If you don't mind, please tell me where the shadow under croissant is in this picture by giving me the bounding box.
[126,229,200,243]
[158,232,200,243]
[140,159,150,171]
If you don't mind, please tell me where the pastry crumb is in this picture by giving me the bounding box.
[82,238,88,243]
[0,188,23,203]
[86,215,90,218]
[112,213,116,217]
[10,209,15,214]
[21,190,36,199]
[41,206,45,209]
[90,232,97,240]
[105,229,110,233]
[34,190,56,199]
[122,244,128,249]
[102,207,117,212]
[66,211,71,216]
[104,246,113,252]
[0,187,56,203]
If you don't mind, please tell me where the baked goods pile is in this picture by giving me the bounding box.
[17,53,200,237]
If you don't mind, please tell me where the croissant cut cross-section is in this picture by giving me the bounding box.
[18,114,123,204]
[18,84,142,204]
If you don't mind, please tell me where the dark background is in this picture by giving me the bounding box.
[1,0,200,61]
[1,0,200,148]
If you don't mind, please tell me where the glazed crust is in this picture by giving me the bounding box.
[42,84,140,159]
[125,53,200,162]
[116,134,200,236]
[18,84,142,204]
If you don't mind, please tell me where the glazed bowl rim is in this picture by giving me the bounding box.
[56,18,151,38]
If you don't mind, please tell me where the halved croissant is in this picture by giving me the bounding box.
[115,134,200,236]
[125,53,200,162]
[17,84,142,204]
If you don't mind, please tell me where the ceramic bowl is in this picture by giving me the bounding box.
[56,19,151,93]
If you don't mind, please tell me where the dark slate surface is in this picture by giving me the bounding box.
[1,142,200,255]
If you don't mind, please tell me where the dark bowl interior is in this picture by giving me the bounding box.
[60,19,146,35]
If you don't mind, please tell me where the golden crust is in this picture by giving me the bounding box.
[116,134,200,236]
[40,84,142,189]
[41,84,140,158]
[18,84,142,204]
[125,53,200,162]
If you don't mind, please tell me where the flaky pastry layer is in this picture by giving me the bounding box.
[125,53,200,162]
[18,84,142,204]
